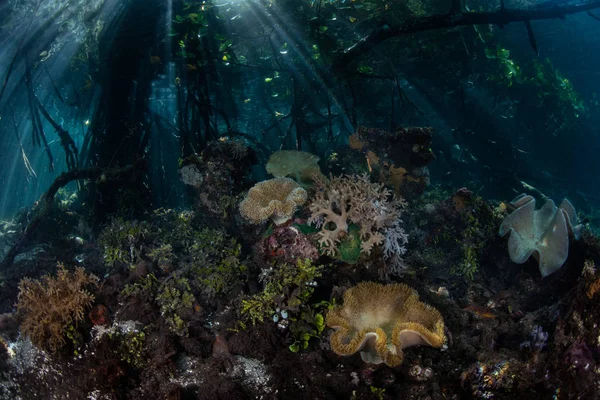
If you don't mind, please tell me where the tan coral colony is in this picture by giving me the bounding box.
[326,281,446,367]
[239,177,307,225]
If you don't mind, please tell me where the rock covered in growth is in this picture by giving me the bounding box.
[326,282,446,367]
[498,194,583,277]
[253,224,319,267]
[266,150,326,188]
[350,126,435,198]
[16,263,98,352]
[239,177,308,225]
[178,138,256,216]
[308,174,408,266]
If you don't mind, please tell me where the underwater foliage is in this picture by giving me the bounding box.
[99,219,151,271]
[16,263,98,352]
[156,277,197,337]
[240,258,323,326]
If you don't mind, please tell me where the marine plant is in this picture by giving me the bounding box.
[240,258,323,326]
[188,228,248,297]
[156,277,197,336]
[99,218,151,270]
[17,263,98,352]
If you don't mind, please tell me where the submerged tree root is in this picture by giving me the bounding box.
[0,160,147,271]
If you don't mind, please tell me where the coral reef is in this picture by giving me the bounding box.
[326,282,446,367]
[16,264,98,352]
[239,177,308,225]
[499,193,583,277]
[308,174,408,266]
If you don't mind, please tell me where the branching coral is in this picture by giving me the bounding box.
[17,263,98,352]
[326,282,446,367]
[239,177,307,225]
[308,174,408,262]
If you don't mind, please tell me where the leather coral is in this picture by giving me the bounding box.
[239,177,307,225]
[326,281,446,367]
[498,193,583,277]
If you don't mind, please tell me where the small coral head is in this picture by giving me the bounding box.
[326,282,446,367]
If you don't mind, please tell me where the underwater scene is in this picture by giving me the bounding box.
[1,0,600,398]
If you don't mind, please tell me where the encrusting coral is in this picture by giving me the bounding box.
[308,174,408,266]
[266,150,326,188]
[326,282,446,367]
[16,263,98,352]
[498,193,583,277]
[239,177,307,225]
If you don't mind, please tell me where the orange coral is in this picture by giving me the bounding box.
[587,278,600,300]
[17,263,98,352]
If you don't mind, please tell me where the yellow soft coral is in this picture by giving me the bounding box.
[17,263,98,352]
[239,177,307,225]
[326,281,445,367]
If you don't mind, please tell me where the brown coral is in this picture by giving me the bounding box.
[326,281,446,367]
[239,177,307,225]
[266,150,326,187]
[17,263,98,352]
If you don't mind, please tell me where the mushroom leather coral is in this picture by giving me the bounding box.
[266,150,326,187]
[498,194,582,277]
[326,282,446,367]
[239,177,307,225]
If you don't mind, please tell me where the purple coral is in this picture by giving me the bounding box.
[521,325,548,351]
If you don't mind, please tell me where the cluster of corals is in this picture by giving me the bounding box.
[308,174,408,263]
[16,263,98,352]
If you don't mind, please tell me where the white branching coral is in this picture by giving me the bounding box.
[308,174,408,264]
